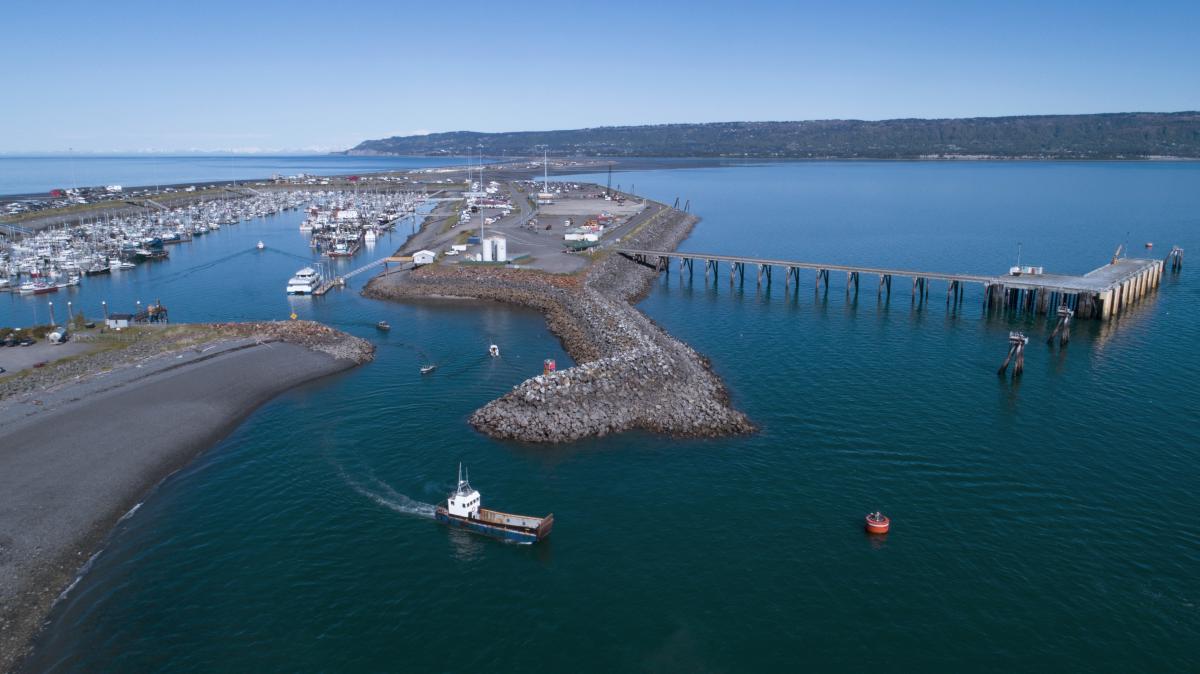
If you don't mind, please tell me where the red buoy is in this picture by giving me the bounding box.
[865,512,890,534]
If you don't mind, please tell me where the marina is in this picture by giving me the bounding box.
[1,188,430,313]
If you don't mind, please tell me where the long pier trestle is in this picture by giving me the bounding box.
[621,247,1176,323]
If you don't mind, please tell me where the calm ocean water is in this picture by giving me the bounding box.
[12,162,1200,672]
[0,155,456,196]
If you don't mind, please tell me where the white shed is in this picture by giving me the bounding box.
[105,313,132,330]
[412,250,437,266]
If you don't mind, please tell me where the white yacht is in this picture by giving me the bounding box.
[286,266,322,295]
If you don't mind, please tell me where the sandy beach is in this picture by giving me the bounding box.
[0,330,371,672]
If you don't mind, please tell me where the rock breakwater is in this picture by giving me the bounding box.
[364,205,753,443]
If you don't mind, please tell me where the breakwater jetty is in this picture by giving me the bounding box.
[364,205,753,443]
[618,247,1178,320]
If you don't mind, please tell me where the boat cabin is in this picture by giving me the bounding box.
[447,467,481,518]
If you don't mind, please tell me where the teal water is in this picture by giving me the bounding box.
[17,162,1200,672]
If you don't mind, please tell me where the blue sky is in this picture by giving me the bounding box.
[1,0,1196,152]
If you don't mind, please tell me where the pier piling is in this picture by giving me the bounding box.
[998,332,1029,377]
[1046,305,1073,347]
[1167,246,1184,273]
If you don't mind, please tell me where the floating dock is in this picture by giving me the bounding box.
[618,247,1183,321]
[310,278,338,296]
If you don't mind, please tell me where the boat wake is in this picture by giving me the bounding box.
[336,463,436,519]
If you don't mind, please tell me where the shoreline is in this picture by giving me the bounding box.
[0,322,373,673]
[364,201,754,443]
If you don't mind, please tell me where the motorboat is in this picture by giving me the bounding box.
[376,320,391,331]
[420,364,437,375]
[435,465,552,544]
[286,266,322,295]
[19,281,57,295]
[256,240,265,250]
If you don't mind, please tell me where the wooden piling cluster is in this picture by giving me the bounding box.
[1045,305,1073,347]
[911,277,930,302]
[998,331,1029,377]
[1167,246,1184,273]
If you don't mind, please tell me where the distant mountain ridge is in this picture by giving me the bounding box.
[346,113,1200,159]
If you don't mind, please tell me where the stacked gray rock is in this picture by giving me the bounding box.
[364,206,754,442]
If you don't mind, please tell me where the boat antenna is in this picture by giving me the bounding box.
[457,462,463,487]
[1016,242,1022,269]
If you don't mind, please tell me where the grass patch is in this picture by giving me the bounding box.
[438,200,464,235]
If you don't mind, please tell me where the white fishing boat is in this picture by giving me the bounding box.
[286,266,322,295]
[256,240,265,250]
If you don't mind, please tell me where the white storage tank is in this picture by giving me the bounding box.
[482,236,507,262]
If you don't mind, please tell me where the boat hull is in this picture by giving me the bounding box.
[435,509,547,544]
